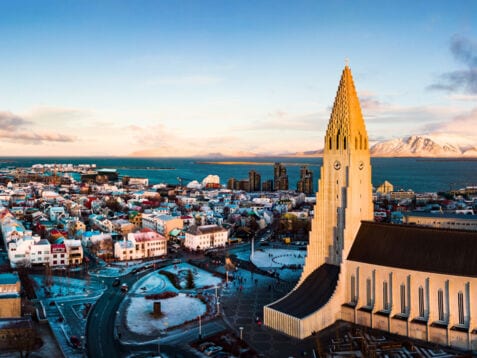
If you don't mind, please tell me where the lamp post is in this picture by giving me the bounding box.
[239,326,243,341]
[198,315,202,339]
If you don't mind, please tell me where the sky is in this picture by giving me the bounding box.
[0,0,476,157]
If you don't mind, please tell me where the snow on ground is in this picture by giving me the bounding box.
[31,274,103,299]
[124,263,221,335]
[126,293,206,334]
[160,262,222,288]
[131,272,175,295]
[249,248,305,268]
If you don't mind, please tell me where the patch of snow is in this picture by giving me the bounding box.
[125,293,206,334]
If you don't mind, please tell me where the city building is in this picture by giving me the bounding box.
[248,170,261,192]
[261,179,274,192]
[296,166,313,195]
[184,224,228,251]
[273,163,288,191]
[404,212,477,231]
[265,64,477,352]
[0,273,21,318]
[114,230,167,261]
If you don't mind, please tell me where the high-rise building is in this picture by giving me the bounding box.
[226,178,237,190]
[297,165,313,195]
[265,63,373,337]
[265,65,477,352]
[248,170,261,192]
[273,162,288,191]
[262,179,273,192]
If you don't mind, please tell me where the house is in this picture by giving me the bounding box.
[0,273,21,318]
[184,225,228,251]
[114,230,167,261]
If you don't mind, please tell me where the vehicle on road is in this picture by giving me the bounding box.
[120,283,128,292]
[204,346,223,356]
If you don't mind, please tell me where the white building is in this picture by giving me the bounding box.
[114,230,167,261]
[184,225,228,251]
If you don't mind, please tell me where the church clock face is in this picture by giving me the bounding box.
[333,160,341,170]
[359,161,364,170]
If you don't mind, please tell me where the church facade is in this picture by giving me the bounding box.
[264,65,477,352]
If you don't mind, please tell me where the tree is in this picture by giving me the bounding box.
[186,269,195,289]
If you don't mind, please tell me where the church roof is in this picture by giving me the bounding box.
[325,65,368,152]
[266,263,339,318]
[348,221,477,277]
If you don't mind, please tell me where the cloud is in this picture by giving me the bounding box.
[0,130,75,144]
[241,110,326,131]
[144,75,223,87]
[428,35,477,94]
[0,111,31,130]
[0,109,76,144]
[423,107,477,137]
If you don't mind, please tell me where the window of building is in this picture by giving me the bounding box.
[438,289,444,321]
[418,286,425,318]
[350,275,356,303]
[400,284,406,314]
[458,291,465,325]
[383,281,388,310]
[366,278,372,306]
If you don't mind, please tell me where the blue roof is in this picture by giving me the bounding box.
[0,273,19,285]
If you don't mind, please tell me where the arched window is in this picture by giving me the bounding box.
[329,137,332,150]
[438,289,444,321]
[344,137,347,150]
[366,278,372,306]
[382,281,388,310]
[418,286,424,318]
[458,291,465,325]
[400,284,406,314]
[350,275,356,303]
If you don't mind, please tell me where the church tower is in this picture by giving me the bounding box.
[264,64,373,338]
[300,64,373,280]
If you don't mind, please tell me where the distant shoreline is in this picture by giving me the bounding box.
[196,161,275,165]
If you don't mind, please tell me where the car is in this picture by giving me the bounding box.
[198,341,215,352]
[120,283,129,292]
[112,278,120,287]
[204,346,223,356]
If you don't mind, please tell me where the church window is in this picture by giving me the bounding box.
[336,134,340,149]
[400,284,406,314]
[364,138,367,149]
[438,289,444,321]
[366,278,372,306]
[383,281,388,310]
[350,275,357,303]
[458,291,464,325]
[344,137,347,150]
[418,286,425,318]
[329,138,332,150]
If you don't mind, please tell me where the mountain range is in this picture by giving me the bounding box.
[287,134,477,158]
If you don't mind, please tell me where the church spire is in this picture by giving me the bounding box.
[324,65,368,154]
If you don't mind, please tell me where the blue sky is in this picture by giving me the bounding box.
[0,0,476,156]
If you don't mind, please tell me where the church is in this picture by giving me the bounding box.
[264,65,477,352]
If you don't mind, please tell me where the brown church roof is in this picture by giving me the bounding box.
[267,263,339,318]
[348,221,477,277]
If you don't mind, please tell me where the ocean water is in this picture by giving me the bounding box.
[1,157,476,194]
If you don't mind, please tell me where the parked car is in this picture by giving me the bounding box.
[120,283,128,292]
[204,346,223,356]
[198,341,215,352]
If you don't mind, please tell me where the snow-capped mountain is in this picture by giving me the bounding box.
[370,134,477,157]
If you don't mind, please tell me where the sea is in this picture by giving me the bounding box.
[1,157,477,194]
